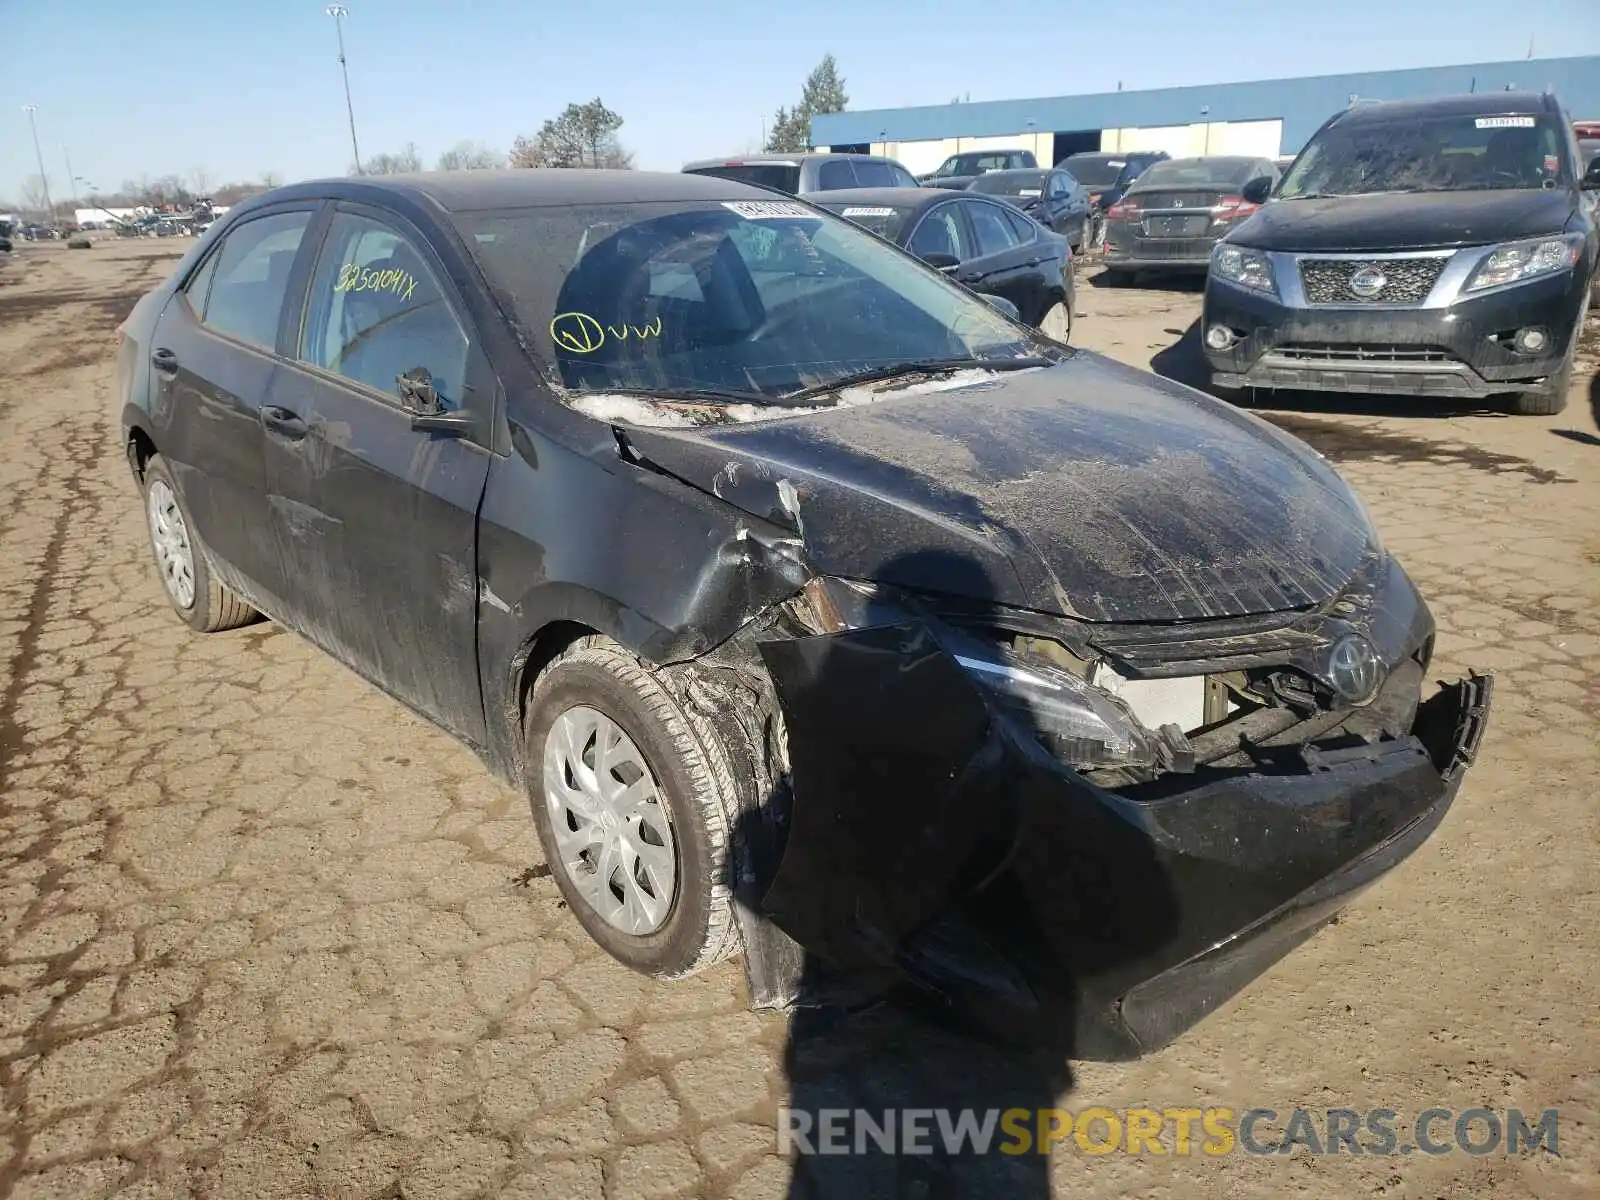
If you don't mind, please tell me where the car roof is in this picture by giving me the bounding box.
[1333,90,1557,127]
[973,168,1050,180]
[811,187,946,212]
[265,168,770,214]
[1145,155,1262,168]
[681,153,892,169]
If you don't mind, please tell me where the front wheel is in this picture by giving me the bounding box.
[1506,294,1586,415]
[523,636,742,979]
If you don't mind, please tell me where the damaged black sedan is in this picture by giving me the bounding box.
[117,169,1491,1059]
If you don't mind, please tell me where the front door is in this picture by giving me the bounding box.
[262,206,494,743]
[958,197,1045,323]
[147,207,318,606]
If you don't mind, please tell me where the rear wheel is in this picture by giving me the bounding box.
[1039,300,1072,344]
[523,636,741,979]
[141,455,257,632]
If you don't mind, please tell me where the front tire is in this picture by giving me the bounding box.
[141,455,257,632]
[1039,300,1073,344]
[1507,294,1585,415]
[523,636,741,979]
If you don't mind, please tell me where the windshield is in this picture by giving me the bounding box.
[1136,158,1258,189]
[684,163,801,194]
[936,153,1015,177]
[816,202,915,241]
[1280,114,1570,197]
[971,171,1048,196]
[1062,156,1127,186]
[458,199,1038,403]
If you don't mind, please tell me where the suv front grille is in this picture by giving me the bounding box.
[1298,256,1447,305]
[1275,344,1456,364]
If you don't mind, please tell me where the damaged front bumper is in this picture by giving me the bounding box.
[742,621,1492,1060]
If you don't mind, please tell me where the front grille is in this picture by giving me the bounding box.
[1298,256,1447,305]
[1274,344,1456,364]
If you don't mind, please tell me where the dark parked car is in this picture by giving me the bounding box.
[918,148,1038,191]
[1102,156,1279,278]
[815,186,1075,340]
[681,152,918,194]
[1056,150,1171,243]
[967,167,1092,249]
[117,169,1490,1059]
[1203,91,1600,415]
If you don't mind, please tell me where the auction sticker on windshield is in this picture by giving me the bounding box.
[722,201,813,219]
[1476,116,1536,128]
[841,207,897,217]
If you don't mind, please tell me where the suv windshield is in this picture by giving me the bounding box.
[458,200,1037,402]
[684,163,802,194]
[1061,156,1127,187]
[1280,113,1570,197]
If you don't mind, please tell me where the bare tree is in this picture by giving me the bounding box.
[511,100,633,169]
[436,140,505,171]
[188,167,212,197]
[359,144,423,175]
[20,175,50,216]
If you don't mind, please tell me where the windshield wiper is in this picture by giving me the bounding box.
[578,384,784,407]
[781,356,1053,403]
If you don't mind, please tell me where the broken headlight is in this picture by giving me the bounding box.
[790,577,1191,774]
[943,633,1193,773]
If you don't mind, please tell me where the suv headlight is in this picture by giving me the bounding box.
[1463,234,1583,293]
[1212,244,1276,295]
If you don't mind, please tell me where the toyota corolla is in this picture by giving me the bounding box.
[117,169,1491,1059]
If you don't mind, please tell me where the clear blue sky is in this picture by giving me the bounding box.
[3,0,1598,204]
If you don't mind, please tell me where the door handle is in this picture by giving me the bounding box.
[260,405,308,439]
[150,347,179,376]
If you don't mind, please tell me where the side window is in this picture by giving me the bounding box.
[965,200,1021,256]
[1047,173,1067,198]
[907,204,971,260]
[816,160,858,189]
[299,212,469,407]
[890,164,918,187]
[1000,206,1037,243]
[183,250,219,316]
[852,160,895,188]
[201,211,312,349]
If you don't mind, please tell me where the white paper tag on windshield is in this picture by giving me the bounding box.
[1018,188,1043,196]
[840,206,896,216]
[1107,160,1127,168]
[722,200,812,219]
[1475,116,1535,128]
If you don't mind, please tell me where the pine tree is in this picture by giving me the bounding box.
[764,55,848,153]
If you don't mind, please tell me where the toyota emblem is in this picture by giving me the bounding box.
[1327,634,1382,703]
[1348,265,1387,298]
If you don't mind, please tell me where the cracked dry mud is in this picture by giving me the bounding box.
[0,241,1596,1199]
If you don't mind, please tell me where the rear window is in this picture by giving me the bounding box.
[821,203,914,241]
[685,164,802,194]
[851,160,897,188]
[971,171,1048,197]
[1061,156,1127,187]
[1136,159,1260,189]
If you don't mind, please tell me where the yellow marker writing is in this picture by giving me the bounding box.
[552,312,661,354]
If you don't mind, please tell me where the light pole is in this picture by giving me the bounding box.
[22,104,54,219]
[325,5,362,175]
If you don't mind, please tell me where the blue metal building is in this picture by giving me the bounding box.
[811,56,1600,175]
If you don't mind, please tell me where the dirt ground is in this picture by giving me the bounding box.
[0,238,1596,1200]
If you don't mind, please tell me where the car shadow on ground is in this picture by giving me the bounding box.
[1084,268,1207,293]
[1149,318,1512,421]
[731,548,1181,1198]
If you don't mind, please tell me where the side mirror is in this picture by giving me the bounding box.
[398,368,474,436]
[979,293,1021,321]
[920,251,962,272]
[1241,175,1274,205]
[1583,160,1600,190]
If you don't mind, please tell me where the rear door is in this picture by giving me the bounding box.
[262,204,495,741]
[147,205,319,607]
[955,197,1041,320]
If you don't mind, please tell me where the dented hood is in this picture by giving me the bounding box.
[617,355,1375,622]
